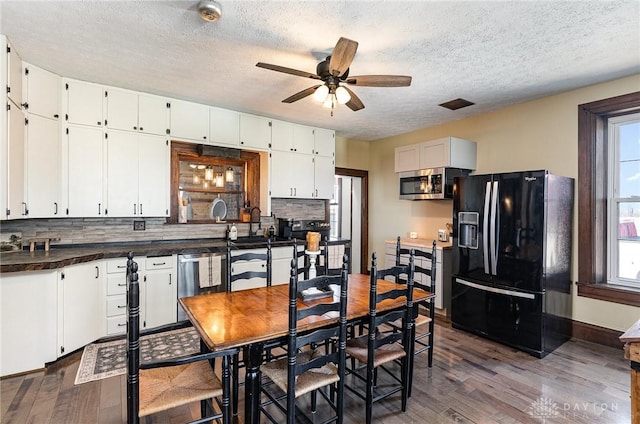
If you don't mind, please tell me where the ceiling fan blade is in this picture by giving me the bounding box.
[345,75,412,87]
[256,62,321,80]
[329,37,358,77]
[342,86,365,111]
[282,85,322,103]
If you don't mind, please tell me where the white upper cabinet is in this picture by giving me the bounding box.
[66,125,105,217]
[240,113,271,151]
[7,38,22,108]
[106,87,169,136]
[106,130,169,217]
[64,78,104,127]
[394,144,420,172]
[26,114,60,218]
[209,106,240,147]
[105,87,138,131]
[313,155,335,199]
[24,63,60,120]
[270,119,293,152]
[138,93,169,136]
[7,102,25,219]
[313,127,335,157]
[418,136,477,170]
[168,99,209,142]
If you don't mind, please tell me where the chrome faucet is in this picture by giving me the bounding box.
[249,206,261,237]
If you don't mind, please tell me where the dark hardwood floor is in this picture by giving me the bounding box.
[1,323,630,423]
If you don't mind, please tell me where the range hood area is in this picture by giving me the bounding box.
[395,137,477,200]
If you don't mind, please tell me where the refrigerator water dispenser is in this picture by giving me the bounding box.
[458,212,479,249]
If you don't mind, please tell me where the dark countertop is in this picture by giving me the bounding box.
[0,237,351,273]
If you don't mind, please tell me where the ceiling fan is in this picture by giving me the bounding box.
[256,37,412,114]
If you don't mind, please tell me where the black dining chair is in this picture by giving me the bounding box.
[226,240,273,415]
[126,252,237,424]
[293,238,309,280]
[344,251,415,424]
[321,239,352,276]
[259,255,349,424]
[395,237,437,371]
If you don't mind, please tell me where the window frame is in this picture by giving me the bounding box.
[577,91,640,306]
[606,113,640,288]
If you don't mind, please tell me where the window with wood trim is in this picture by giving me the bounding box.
[577,91,640,306]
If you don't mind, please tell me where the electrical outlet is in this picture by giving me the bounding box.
[133,221,145,231]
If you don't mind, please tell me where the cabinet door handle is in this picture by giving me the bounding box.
[139,127,143,131]
[117,304,126,309]
[118,323,126,327]
[97,121,102,126]
[53,114,59,119]
[22,202,28,216]
[133,126,137,130]
[118,282,126,287]
[133,203,136,215]
[54,202,58,215]
[95,266,100,278]
[315,188,318,197]
[139,203,142,215]
[152,262,166,266]
[98,203,102,215]
[294,187,297,196]
[117,265,126,269]
[169,274,172,285]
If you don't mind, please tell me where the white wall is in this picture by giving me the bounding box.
[339,74,640,332]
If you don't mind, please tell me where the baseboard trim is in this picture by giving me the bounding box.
[572,320,624,349]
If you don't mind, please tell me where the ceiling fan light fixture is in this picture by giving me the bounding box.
[313,85,329,103]
[335,86,351,104]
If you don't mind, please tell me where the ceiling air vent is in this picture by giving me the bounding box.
[439,98,474,111]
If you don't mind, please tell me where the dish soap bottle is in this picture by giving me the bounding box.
[229,223,238,241]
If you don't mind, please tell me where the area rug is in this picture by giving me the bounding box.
[74,327,200,385]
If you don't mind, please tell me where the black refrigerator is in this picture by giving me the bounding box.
[451,170,574,358]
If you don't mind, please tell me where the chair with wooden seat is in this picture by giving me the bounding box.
[259,255,349,424]
[126,252,237,424]
[395,236,437,371]
[226,239,273,415]
[345,251,415,424]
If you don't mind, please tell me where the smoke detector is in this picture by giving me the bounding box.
[198,0,222,22]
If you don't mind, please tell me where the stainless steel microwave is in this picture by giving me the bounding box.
[399,167,471,200]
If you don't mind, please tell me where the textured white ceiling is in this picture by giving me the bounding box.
[1,1,639,141]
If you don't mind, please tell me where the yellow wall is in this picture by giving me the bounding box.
[339,74,640,332]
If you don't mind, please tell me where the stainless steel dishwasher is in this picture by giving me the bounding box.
[177,252,227,321]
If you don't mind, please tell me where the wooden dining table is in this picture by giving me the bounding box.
[178,273,434,424]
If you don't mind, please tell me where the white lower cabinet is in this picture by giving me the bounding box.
[143,256,177,329]
[271,246,301,285]
[103,255,176,335]
[0,270,57,376]
[57,261,103,357]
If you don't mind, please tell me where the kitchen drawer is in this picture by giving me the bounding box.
[106,315,127,335]
[272,246,294,260]
[145,256,173,270]
[106,295,127,317]
[106,258,128,274]
[107,274,127,295]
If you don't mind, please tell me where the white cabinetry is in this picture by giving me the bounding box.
[313,155,335,199]
[209,106,240,147]
[1,270,57,377]
[103,255,176,335]
[229,248,269,291]
[24,63,60,120]
[240,113,271,151]
[106,130,169,217]
[394,144,420,172]
[65,125,105,217]
[6,100,25,219]
[6,38,22,108]
[58,261,103,356]
[106,87,168,136]
[64,78,104,127]
[26,114,61,217]
[271,246,302,285]
[271,120,315,155]
[143,256,177,329]
[313,127,335,157]
[169,99,209,142]
[419,136,476,170]
[270,150,314,198]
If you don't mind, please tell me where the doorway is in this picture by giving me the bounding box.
[332,168,368,274]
